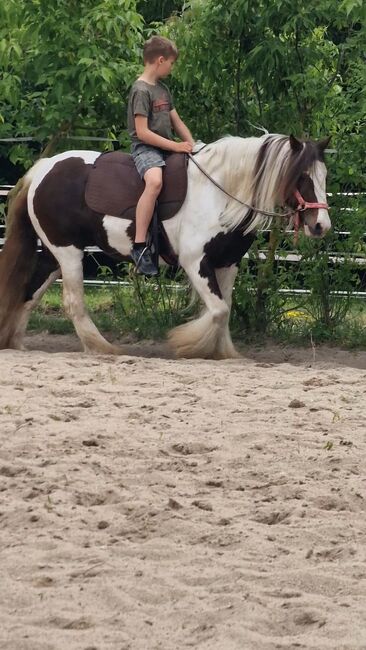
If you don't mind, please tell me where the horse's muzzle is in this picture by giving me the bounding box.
[307,222,325,237]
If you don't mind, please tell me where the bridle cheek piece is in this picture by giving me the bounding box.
[292,189,329,244]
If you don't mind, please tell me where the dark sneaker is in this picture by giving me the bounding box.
[130,246,158,277]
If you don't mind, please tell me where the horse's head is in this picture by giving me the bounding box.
[284,135,331,239]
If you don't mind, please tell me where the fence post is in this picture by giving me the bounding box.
[255,222,282,333]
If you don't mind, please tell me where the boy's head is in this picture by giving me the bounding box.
[143,36,178,66]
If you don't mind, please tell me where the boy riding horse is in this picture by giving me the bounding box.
[127,35,194,276]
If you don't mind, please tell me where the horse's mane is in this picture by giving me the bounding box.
[194,134,324,233]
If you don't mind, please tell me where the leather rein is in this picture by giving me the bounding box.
[187,153,329,237]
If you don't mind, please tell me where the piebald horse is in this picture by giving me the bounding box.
[0,134,331,358]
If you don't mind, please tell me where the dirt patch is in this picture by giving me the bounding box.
[1,334,366,649]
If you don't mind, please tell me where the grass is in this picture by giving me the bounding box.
[271,306,366,349]
[29,284,115,334]
[28,269,194,340]
[28,274,366,350]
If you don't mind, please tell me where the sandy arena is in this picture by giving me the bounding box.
[1,333,366,650]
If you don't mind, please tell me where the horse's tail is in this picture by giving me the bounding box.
[0,181,38,348]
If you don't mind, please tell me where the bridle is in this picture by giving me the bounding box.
[293,189,329,242]
[188,153,329,238]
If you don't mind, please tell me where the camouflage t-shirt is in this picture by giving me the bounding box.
[127,80,174,146]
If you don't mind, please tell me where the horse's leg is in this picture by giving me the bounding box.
[56,247,120,354]
[168,256,230,359]
[9,260,61,350]
[214,265,240,359]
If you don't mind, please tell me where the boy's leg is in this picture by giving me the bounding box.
[131,166,162,276]
[135,167,163,243]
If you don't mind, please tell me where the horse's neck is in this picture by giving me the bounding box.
[201,135,288,234]
[214,137,267,204]
[229,136,290,212]
[196,134,290,201]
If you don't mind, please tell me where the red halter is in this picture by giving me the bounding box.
[294,189,329,213]
[293,189,329,243]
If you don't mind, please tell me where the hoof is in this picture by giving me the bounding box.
[83,341,122,355]
[213,347,241,360]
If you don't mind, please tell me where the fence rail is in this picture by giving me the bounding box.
[1,184,366,297]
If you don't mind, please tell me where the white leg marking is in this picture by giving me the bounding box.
[168,257,230,359]
[59,248,120,354]
[215,266,241,359]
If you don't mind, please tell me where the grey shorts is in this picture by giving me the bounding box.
[131,144,167,179]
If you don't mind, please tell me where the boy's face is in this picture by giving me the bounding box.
[156,55,176,78]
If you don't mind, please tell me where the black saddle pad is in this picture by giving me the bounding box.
[85,151,188,220]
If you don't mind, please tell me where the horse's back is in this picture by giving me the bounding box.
[28,150,103,248]
[27,150,99,188]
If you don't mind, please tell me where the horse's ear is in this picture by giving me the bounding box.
[289,134,303,153]
[317,136,331,152]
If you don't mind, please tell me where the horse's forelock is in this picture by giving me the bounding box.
[253,136,323,207]
[279,139,322,202]
[253,136,287,185]
[251,135,290,210]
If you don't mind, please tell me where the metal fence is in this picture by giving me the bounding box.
[1,184,366,297]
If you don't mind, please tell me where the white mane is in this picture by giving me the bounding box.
[193,135,300,233]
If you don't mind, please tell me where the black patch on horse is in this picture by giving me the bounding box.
[199,226,256,297]
[33,157,105,249]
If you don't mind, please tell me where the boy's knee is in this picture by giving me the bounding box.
[146,179,163,195]
[144,170,163,195]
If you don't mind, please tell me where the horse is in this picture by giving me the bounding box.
[0,133,331,359]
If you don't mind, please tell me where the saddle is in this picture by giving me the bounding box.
[85,150,188,221]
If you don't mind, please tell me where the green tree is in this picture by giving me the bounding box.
[163,0,365,335]
[165,0,365,175]
[0,0,144,169]
[137,0,185,24]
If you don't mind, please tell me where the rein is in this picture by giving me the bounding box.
[188,153,329,224]
[188,153,293,219]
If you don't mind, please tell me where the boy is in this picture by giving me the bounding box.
[127,35,194,276]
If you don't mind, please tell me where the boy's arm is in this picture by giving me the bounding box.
[170,109,194,146]
[135,115,192,153]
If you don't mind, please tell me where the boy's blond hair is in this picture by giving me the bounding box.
[143,36,178,63]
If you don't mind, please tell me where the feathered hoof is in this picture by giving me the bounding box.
[83,341,122,355]
[7,343,27,352]
[213,346,242,360]
[168,321,218,359]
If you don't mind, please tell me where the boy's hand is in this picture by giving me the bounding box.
[172,141,193,153]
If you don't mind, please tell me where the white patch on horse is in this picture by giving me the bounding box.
[308,161,331,233]
[160,213,181,255]
[103,216,133,256]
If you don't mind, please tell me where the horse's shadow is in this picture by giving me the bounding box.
[25,332,172,359]
[239,342,366,371]
[24,332,366,370]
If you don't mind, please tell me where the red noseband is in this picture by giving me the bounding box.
[294,189,329,212]
[292,190,329,244]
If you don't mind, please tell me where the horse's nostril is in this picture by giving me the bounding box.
[314,222,322,234]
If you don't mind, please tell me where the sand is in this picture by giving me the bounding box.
[1,333,366,650]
